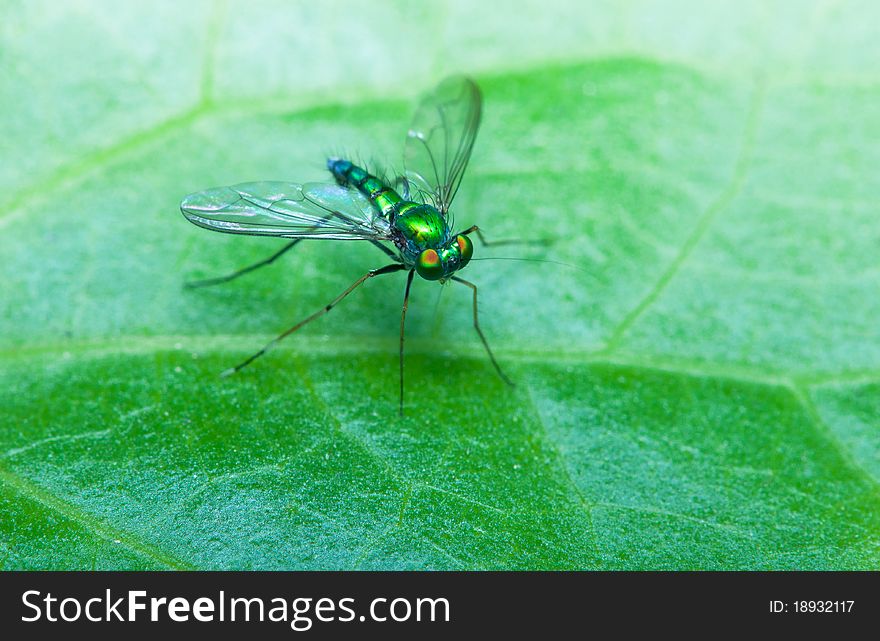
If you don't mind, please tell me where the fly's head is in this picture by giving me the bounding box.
[415,234,474,282]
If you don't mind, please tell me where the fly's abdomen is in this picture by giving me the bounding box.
[327,158,402,219]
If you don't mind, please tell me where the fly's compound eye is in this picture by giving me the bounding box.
[416,249,444,280]
[456,234,473,268]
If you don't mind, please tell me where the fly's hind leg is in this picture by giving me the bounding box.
[186,210,340,288]
[185,239,301,288]
[186,238,398,289]
[369,240,402,262]
[186,211,400,289]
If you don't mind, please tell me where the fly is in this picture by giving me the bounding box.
[180,77,514,414]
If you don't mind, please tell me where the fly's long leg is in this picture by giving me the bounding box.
[450,276,514,386]
[187,203,401,289]
[185,239,301,288]
[187,239,399,289]
[460,224,550,248]
[188,238,400,289]
[399,269,416,415]
[369,240,402,262]
[221,263,406,376]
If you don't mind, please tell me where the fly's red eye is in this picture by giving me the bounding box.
[456,235,473,268]
[416,249,444,280]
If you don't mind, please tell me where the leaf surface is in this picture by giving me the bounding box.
[1,0,878,569]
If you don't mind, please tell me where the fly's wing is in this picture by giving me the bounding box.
[393,173,437,207]
[180,181,391,240]
[403,76,482,217]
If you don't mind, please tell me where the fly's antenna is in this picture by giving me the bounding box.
[469,256,589,274]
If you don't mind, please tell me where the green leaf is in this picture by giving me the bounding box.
[2,0,878,570]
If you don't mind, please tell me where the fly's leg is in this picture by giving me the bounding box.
[369,240,402,262]
[187,238,399,289]
[450,276,514,386]
[221,263,406,376]
[187,209,400,288]
[459,225,551,248]
[326,209,401,261]
[398,269,416,416]
[185,239,301,288]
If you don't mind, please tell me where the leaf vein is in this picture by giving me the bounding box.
[0,467,193,570]
[789,383,880,493]
[600,77,768,353]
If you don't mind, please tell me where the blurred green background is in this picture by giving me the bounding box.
[1,0,878,569]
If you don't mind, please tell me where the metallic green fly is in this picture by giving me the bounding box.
[181,76,512,414]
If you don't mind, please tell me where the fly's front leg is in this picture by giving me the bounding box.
[398,269,416,416]
[450,276,514,386]
[459,225,550,248]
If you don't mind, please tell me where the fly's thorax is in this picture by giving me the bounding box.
[392,203,449,257]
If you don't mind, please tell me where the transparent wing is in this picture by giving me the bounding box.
[393,173,437,207]
[180,181,391,240]
[404,76,482,216]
